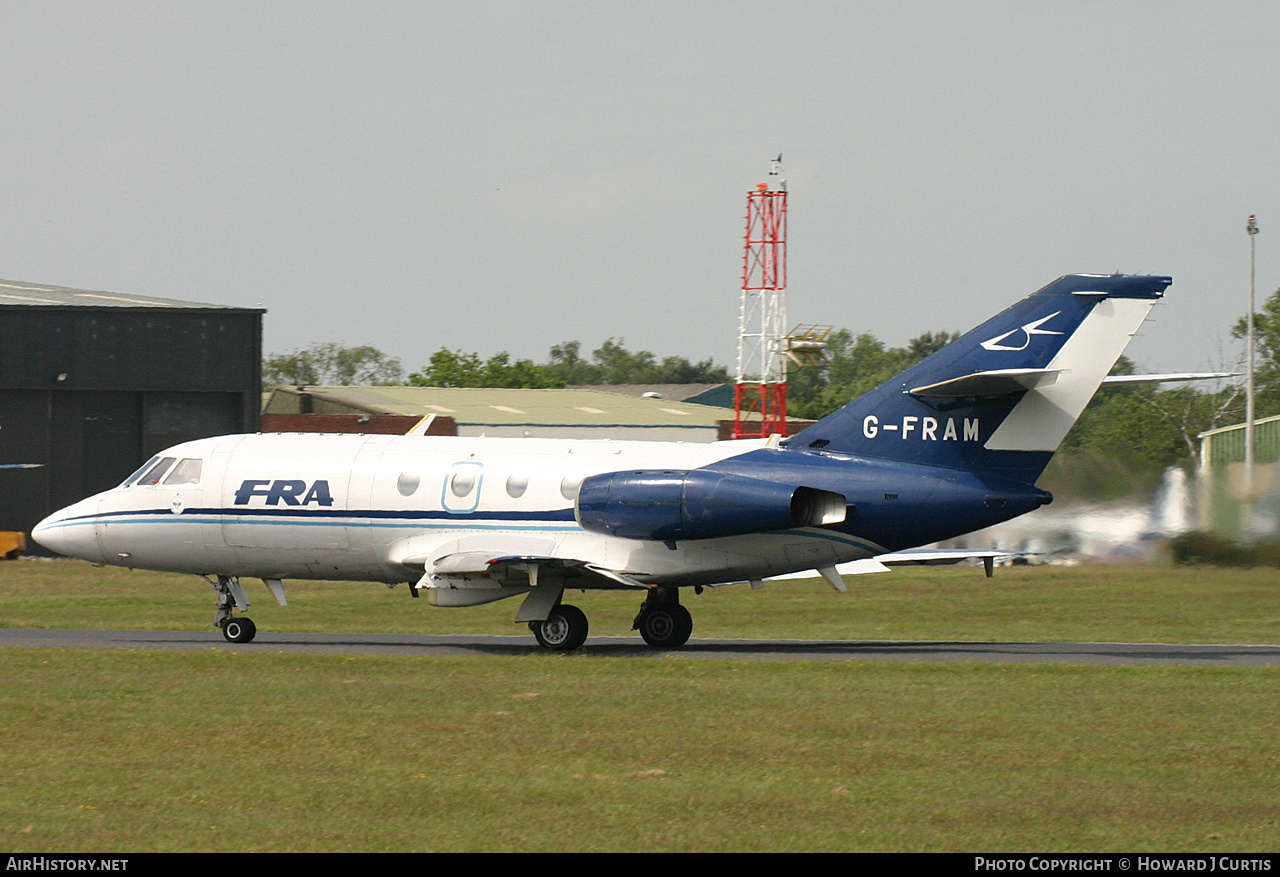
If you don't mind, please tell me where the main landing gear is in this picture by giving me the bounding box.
[525,588,694,652]
[633,587,693,649]
[530,603,589,651]
[209,575,257,643]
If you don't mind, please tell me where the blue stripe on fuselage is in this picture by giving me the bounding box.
[49,506,578,524]
[39,506,884,552]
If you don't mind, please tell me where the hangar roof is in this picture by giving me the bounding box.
[0,278,262,311]
[264,385,735,427]
[570,383,733,408]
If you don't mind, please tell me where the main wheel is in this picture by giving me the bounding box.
[637,604,693,648]
[222,617,257,643]
[533,604,588,651]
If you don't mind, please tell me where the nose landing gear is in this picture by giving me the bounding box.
[206,575,257,643]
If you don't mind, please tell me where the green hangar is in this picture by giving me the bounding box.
[0,278,263,546]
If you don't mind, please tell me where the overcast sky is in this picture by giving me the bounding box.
[4,2,1278,378]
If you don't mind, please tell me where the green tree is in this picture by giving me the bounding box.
[1232,285,1280,418]
[262,343,403,390]
[787,330,961,420]
[555,338,728,385]
[1044,356,1242,499]
[441,338,735,387]
[545,341,599,384]
[407,349,564,389]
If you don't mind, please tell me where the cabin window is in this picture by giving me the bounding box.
[163,458,203,486]
[397,472,420,497]
[506,474,529,498]
[441,462,484,513]
[137,457,176,486]
[120,456,160,488]
[450,470,477,498]
[559,475,583,501]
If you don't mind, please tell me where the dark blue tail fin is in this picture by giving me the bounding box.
[781,274,1171,484]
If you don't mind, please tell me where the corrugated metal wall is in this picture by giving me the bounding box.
[1,305,261,545]
[1199,416,1280,540]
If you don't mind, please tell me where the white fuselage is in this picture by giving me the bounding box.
[34,432,881,589]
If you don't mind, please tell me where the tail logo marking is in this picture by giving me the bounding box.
[980,312,1063,352]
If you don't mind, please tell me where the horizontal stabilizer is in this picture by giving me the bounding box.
[1101,372,1239,386]
[909,368,1061,398]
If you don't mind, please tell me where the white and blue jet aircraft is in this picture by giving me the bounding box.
[33,273,1172,649]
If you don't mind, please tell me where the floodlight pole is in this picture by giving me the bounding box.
[1245,215,1259,511]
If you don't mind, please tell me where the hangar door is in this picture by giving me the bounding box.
[0,389,244,541]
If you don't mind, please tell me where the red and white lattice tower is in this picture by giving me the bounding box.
[733,158,789,439]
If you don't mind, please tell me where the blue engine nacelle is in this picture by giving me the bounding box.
[575,469,847,542]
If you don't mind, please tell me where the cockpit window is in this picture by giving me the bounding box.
[136,457,177,486]
[163,458,202,486]
[121,456,160,488]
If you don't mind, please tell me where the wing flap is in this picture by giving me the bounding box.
[425,549,649,592]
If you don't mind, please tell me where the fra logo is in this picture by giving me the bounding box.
[234,479,334,506]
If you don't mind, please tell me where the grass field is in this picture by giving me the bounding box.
[1,559,1278,852]
[4,558,1280,644]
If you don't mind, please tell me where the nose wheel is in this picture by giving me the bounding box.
[221,616,257,643]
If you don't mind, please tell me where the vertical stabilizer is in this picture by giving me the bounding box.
[781,274,1171,484]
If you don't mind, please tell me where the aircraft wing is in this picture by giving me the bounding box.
[764,548,1025,585]
[387,532,653,589]
[873,548,1024,567]
[431,550,649,590]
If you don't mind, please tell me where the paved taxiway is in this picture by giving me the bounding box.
[2,628,1279,665]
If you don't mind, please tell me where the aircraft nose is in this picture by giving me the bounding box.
[31,512,68,555]
[32,501,104,563]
